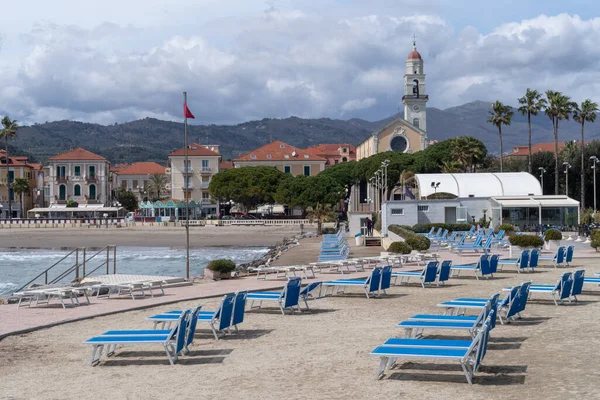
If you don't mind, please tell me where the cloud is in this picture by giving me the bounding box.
[2,11,600,126]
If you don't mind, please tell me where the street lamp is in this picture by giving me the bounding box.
[431,182,440,196]
[538,167,546,194]
[563,162,572,197]
[591,156,600,211]
[381,160,390,202]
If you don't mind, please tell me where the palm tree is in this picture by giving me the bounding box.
[573,99,598,208]
[0,116,19,220]
[306,203,336,235]
[517,89,547,174]
[451,136,486,172]
[10,178,30,218]
[441,160,462,173]
[545,91,576,195]
[487,101,514,172]
[148,173,168,201]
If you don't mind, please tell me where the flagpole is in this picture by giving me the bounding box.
[184,91,190,280]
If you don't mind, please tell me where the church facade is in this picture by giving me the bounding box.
[355,41,429,160]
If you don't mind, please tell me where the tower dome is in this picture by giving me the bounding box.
[408,45,422,60]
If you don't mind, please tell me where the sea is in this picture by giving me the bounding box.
[0,246,270,296]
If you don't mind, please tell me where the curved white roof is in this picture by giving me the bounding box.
[415,172,542,199]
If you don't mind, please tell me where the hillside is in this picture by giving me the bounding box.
[9,101,600,164]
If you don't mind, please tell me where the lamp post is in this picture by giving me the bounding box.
[592,156,599,212]
[563,162,572,197]
[381,160,390,202]
[538,167,546,194]
[431,181,440,196]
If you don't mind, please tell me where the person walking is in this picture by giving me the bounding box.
[366,217,373,236]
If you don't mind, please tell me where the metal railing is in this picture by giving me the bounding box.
[14,245,117,292]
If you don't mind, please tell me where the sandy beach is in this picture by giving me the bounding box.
[0,225,310,248]
[2,255,600,399]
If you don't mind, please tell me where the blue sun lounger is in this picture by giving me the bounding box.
[450,254,491,280]
[530,270,583,305]
[538,246,566,268]
[392,261,439,287]
[565,245,574,266]
[84,308,199,366]
[322,266,383,298]
[246,277,303,314]
[370,315,493,384]
[497,250,531,273]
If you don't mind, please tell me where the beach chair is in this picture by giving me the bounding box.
[391,261,439,288]
[497,250,531,273]
[528,248,539,270]
[538,246,566,268]
[298,281,323,310]
[437,260,452,285]
[455,236,493,256]
[321,267,382,298]
[246,277,303,314]
[15,286,91,309]
[565,245,574,266]
[450,255,492,280]
[408,294,498,330]
[371,316,493,384]
[529,272,573,305]
[440,286,521,325]
[84,308,198,366]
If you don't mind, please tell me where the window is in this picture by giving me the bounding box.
[201,160,209,168]
[89,184,96,199]
[266,154,272,159]
[303,165,311,176]
[44,186,50,197]
[283,165,291,174]
[74,166,81,176]
[121,181,127,190]
[74,184,81,196]
[250,155,256,159]
[417,205,429,212]
[413,118,419,128]
[57,166,66,177]
[9,188,14,201]
[8,170,14,183]
[284,155,289,159]
[88,165,96,177]
[457,207,467,222]
[304,154,309,159]
[342,147,347,153]
[280,144,285,148]
[132,180,138,189]
[391,208,404,215]
[202,192,210,200]
[185,176,193,188]
[390,136,409,153]
[342,157,348,162]
[334,159,339,165]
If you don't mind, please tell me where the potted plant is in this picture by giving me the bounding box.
[544,229,563,250]
[388,241,412,254]
[204,259,236,280]
[508,235,544,253]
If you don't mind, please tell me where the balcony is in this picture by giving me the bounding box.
[201,198,212,204]
[182,167,194,175]
[86,175,97,183]
[181,184,194,191]
[70,175,85,182]
[56,176,68,183]
[201,182,210,189]
[200,167,212,174]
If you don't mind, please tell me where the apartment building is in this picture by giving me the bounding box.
[0,150,37,218]
[47,148,111,206]
[234,141,326,176]
[168,143,221,217]
[113,162,168,202]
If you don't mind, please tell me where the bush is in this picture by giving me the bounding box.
[544,229,562,242]
[405,235,431,251]
[388,225,415,238]
[498,223,514,232]
[388,241,412,254]
[508,235,544,248]
[411,223,472,233]
[321,227,337,234]
[207,259,236,273]
[591,230,600,252]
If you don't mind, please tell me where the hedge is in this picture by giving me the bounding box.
[411,223,472,233]
[388,241,412,254]
[591,230,600,252]
[544,229,562,242]
[207,259,237,273]
[388,224,430,251]
[498,223,514,232]
[507,235,544,248]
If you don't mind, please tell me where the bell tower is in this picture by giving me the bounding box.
[402,36,428,144]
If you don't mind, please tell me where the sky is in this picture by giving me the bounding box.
[1,0,600,125]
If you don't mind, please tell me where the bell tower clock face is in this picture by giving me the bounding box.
[412,105,420,112]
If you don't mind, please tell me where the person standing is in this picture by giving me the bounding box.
[366,217,373,236]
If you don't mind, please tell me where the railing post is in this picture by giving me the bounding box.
[45,271,48,285]
[113,246,117,274]
[75,248,79,281]
[106,246,109,275]
[82,248,87,278]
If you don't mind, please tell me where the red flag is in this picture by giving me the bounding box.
[184,102,195,119]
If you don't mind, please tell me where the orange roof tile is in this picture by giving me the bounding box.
[169,143,221,157]
[116,162,166,175]
[219,160,234,170]
[305,143,356,156]
[49,147,107,161]
[235,141,326,162]
[508,141,590,156]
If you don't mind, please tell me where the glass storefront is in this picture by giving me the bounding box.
[501,207,578,229]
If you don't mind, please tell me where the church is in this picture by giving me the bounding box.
[355,40,429,160]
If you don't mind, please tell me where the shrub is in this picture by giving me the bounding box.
[591,230,600,252]
[388,225,415,238]
[321,227,337,234]
[508,235,544,248]
[207,259,236,273]
[498,223,514,232]
[405,235,431,251]
[388,241,412,254]
[411,223,472,233]
[544,229,562,242]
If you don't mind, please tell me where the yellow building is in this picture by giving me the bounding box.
[0,150,37,218]
[234,140,326,176]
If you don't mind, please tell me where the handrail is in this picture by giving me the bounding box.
[83,261,109,278]
[15,248,79,292]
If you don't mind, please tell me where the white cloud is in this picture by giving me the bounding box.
[1,10,600,125]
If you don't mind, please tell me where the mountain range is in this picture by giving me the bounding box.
[9,100,600,164]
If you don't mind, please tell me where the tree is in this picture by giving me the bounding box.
[545,90,575,194]
[209,166,285,211]
[116,189,139,212]
[273,175,310,212]
[487,101,513,173]
[450,136,487,172]
[0,116,19,219]
[517,89,547,174]
[306,203,336,235]
[148,173,168,201]
[10,178,30,217]
[573,99,598,207]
